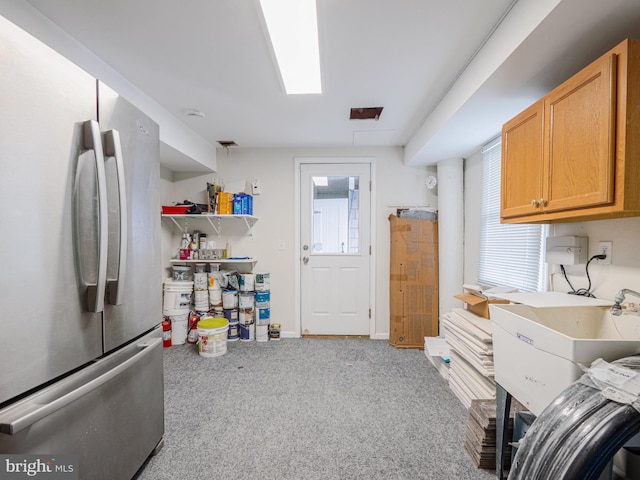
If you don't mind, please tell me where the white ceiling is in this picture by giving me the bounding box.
[21,0,640,167]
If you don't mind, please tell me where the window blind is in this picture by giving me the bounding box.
[478,138,547,292]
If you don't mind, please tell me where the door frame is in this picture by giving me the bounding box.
[294,157,377,337]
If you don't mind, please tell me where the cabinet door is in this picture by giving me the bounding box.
[501,100,544,219]
[543,54,617,212]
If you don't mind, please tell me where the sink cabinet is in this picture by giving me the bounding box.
[501,38,640,224]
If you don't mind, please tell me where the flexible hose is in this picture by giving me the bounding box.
[508,356,640,480]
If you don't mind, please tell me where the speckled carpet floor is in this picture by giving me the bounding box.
[134,338,495,480]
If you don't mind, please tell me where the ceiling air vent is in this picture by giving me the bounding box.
[217,140,238,148]
[349,107,383,120]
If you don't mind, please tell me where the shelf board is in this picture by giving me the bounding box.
[169,257,257,273]
[169,258,256,264]
[161,214,258,237]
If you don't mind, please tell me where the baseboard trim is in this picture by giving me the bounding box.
[281,331,389,340]
[371,333,389,340]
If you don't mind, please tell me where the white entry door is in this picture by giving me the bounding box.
[300,163,371,335]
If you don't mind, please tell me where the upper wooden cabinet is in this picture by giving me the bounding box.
[501,39,640,223]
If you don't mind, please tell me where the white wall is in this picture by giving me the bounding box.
[161,147,437,338]
[1,1,217,171]
[463,150,640,303]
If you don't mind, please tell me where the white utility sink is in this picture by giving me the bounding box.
[490,303,640,415]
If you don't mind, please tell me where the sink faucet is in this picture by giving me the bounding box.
[611,289,640,316]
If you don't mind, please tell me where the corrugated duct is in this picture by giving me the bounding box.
[509,356,640,480]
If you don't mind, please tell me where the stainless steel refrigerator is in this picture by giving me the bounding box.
[0,15,164,479]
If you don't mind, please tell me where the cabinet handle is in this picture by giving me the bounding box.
[531,199,539,207]
[539,198,547,207]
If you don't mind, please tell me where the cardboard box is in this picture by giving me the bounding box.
[389,215,439,348]
[454,293,509,319]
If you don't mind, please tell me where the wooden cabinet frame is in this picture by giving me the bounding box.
[501,39,640,224]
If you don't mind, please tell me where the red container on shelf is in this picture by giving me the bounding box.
[162,205,190,214]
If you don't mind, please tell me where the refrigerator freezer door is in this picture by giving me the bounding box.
[0,16,103,405]
[98,82,162,352]
[0,328,164,480]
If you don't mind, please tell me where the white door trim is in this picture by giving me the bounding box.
[294,157,376,338]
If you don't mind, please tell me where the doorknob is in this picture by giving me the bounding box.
[303,256,309,264]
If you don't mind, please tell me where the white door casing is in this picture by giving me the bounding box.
[298,162,372,335]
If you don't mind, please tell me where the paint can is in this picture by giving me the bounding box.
[269,323,281,340]
[227,322,239,341]
[222,289,238,309]
[256,324,269,342]
[256,307,270,325]
[255,291,270,307]
[224,307,239,323]
[239,292,255,309]
[239,273,255,292]
[193,272,208,291]
[197,317,229,357]
[209,287,222,307]
[239,322,255,341]
[170,312,189,345]
[239,308,254,325]
[254,272,270,292]
[193,289,209,311]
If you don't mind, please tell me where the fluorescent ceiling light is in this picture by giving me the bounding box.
[259,0,322,95]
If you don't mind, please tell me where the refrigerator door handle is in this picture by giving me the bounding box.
[0,337,161,435]
[83,120,108,313]
[104,129,128,305]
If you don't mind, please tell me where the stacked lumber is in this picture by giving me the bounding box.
[442,308,494,408]
[464,398,527,470]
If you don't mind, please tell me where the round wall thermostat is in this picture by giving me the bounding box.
[426,175,437,189]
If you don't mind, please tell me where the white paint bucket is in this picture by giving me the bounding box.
[239,273,255,292]
[239,292,255,309]
[193,272,208,291]
[209,287,222,307]
[256,324,269,342]
[222,289,238,309]
[197,317,229,357]
[170,312,189,345]
[254,272,270,292]
[163,280,193,316]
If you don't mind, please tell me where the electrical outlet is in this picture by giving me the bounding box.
[251,179,261,195]
[597,241,612,264]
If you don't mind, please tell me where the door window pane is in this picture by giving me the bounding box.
[312,176,359,253]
